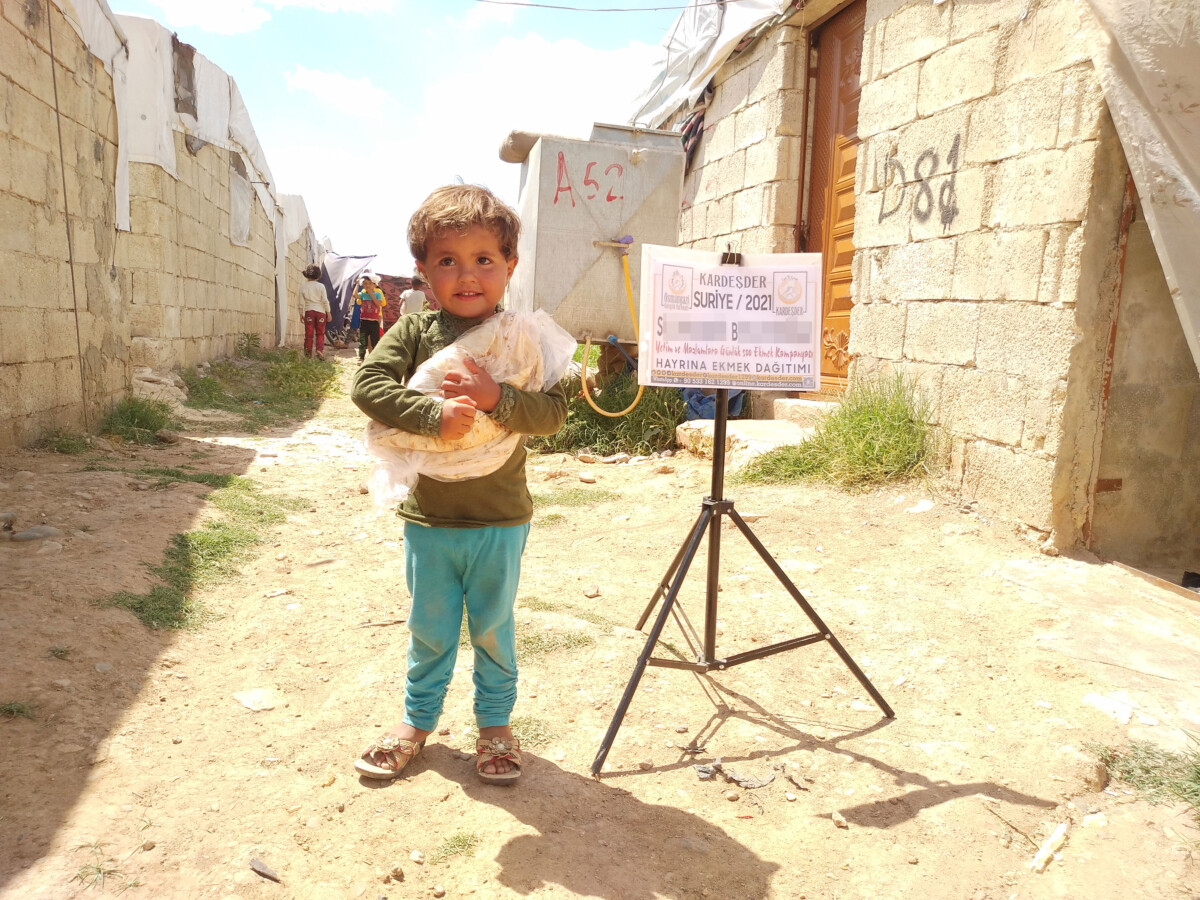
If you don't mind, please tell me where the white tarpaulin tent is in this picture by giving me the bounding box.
[628,0,791,129]
[1078,0,1200,375]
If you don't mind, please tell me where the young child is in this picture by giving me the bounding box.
[350,185,567,785]
[299,263,330,358]
[355,274,386,362]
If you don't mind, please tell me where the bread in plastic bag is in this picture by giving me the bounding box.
[364,309,576,508]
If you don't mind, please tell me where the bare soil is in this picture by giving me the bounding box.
[2,350,1199,900]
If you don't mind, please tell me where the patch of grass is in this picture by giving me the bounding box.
[1090,738,1200,821]
[101,398,175,445]
[101,478,305,629]
[235,332,264,357]
[520,596,558,612]
[71,842,121,891]
[1,701,35,720]
[37,428,90,454]
[138,467,243,490]
[534,512,567,526]
[519,595,615,628]
[531,371,686,456]
[182,349,339,431]
[430,831,480,865]
[49,646,72,660]
[516,623,595,661]
[531,486,619,509]
[737,373,933,489]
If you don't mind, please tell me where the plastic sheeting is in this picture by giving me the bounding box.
[322,253,377,332]
[1078,0,1200,374]
[628,0,791,129]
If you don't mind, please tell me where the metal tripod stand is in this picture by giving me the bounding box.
[590,389,895,775]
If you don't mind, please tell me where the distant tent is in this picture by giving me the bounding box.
[321,252,376,331]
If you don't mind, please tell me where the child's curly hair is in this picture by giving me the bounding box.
[302,264,321,280]
[408,184,520,263]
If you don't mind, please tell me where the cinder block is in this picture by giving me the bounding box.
[855,187,912,248]
[965,71,1063,164]
[999,0,1089,88]
[744,136,797,185]
[763,179,799,226]
[43,309,77,360]
[15,359,58,417]
[774,89,807,138]
[909,166,985,240]
[848,300,906,360]
[917,30,997,116]
[1037,223,1082,305]
[1057,63,1107,147]
[952,229,1048,301]
[882,238,957,301]
[0,307,41,363]
[988,143,1096,227]
[732,185,764,231]
[1021,376,1067,455]
[949,0,1018,42]
[0,192,37,253]
[879,0,951,75]
[961,439,1054,531]
[7,81,58,150]
[8,141,54,204]
[902,299,978,364]
[975,301,1077,377]
[1,16,55,106]
[858,62,919,139]
[941,367,1027,445]
[895,104,969,172]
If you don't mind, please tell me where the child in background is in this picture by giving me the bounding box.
[350,184,567,785]
[299,264,330,358]
[399,276,428,316]
[356,274,386,362]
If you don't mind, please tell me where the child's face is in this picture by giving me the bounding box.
[417,225,516,320]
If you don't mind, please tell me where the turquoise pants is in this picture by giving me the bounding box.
[402,521,530,732]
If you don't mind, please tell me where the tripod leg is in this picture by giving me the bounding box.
[636,505,709,630]
[590,507,713,775]
[728,509,895,718]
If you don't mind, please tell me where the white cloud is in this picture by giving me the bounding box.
[284,65,398,116]
[142,0,392,34]
[447,2,516,29]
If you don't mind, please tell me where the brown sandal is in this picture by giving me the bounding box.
[354,734,425,780]
[476,737,522,785]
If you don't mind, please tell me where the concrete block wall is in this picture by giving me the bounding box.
[282,235,312,349]
[676,22,809,255]
[118,132,278,370]
[0,0,129,448]
[848,0,1128,542]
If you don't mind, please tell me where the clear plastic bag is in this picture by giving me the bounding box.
[364,310,576,509]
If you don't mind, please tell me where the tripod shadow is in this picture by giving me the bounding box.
[421,751,779,899]
[608,676,1056,830]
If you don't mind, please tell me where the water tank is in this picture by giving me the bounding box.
[501,123,685,343]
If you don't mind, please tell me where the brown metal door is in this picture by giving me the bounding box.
[802,0,865,389]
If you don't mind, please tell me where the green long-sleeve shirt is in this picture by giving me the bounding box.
[351,310,568,528]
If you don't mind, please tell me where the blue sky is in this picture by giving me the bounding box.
[107,0,681,274]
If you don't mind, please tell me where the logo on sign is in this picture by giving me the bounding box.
[773,273,807,316]
[662,265,692,311]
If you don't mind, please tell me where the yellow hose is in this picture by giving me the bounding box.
[580,252,644,418]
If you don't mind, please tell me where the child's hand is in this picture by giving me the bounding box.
[441,358,501,413]
[440,396,478,441]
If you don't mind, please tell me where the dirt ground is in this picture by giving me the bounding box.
[2,349,1199,900]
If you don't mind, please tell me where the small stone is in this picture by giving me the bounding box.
[1083,761,1109,791]
[1082,812,1108,828]
[725,791,739,802]
[322,774,336,787]
[653,464,675,474]
[909,856,920,865]
[410,850,425,864]
[831,811,848,828]
[141,841,155,851]
[432,886,446,898]
[579,472,596,484]
[11,525,63,542]
[337,803,345,813]
[172,737,182,744]
[674,725,688,734]
[577,453,597,463]
[95,663,113,674]
[583,585,601,599]
[156,429,182,443]
[785,792,797,802]
[638,759,653,770]
[1000,833,1012,848]
[438,727,451,736]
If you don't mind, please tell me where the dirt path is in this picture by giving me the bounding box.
[2,350,1198,900]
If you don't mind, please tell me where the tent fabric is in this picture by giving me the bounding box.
[628,0,791,129]
[1078,0,1200,374]
[322,253,377,332]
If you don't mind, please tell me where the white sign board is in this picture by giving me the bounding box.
[637,245,822,392]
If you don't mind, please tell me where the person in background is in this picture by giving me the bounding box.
[355,273,386,363]
[399,275,429,317]
[299,263,330,359]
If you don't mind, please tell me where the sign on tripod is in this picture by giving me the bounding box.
[637,245,823,392]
